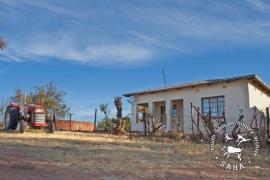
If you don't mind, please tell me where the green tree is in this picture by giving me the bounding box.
[123,116,131,132]
[99,103,110,131]
[99,103,110,119]
[10,82,69,118]
[10,88,25,105]
[97,118,114,131]
[32,81,69,118]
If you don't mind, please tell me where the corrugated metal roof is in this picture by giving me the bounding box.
[123,74,270,97]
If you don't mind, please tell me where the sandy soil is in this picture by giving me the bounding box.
[0,130,269,180]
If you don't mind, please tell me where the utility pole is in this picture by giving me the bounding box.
[266,107,270,144]
[0,109,2,123]
[94,108,97,132]
[69,113,74,131]
[162,68,167,87]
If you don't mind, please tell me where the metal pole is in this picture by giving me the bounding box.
[266,107,270,144]
[191,103,194,135]
[197,107,200,134]
[69,113,72,130]
[94,109,97,132]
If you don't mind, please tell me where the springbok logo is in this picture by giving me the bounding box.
[236,135,251,146]
[221,146,243,161]
[210,121,260,171]
[224,133,233,142]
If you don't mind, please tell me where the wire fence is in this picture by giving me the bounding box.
[132,106,270,139]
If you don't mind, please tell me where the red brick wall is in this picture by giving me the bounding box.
[56,120,94,132]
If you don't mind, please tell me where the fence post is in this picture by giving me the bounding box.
[53,113,56,129]
[223,110,226,143]
[266,107,270,144]
[143,115,147,136]
[197,107,200,134]
[191,103,194,135]
[69,113,72,131]
[94,109,97,132]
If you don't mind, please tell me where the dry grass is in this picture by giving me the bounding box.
[0,130,270,179]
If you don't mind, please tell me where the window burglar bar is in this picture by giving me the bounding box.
[202,96,225,118]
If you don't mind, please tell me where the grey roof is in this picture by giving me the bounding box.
[123,74,270,97]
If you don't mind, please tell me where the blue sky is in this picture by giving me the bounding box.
[0,0,270,121]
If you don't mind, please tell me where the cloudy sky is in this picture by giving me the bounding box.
[0,0,270,120]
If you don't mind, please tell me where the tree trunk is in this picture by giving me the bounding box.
[113,96,126,135]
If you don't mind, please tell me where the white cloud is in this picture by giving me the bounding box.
[127,30,189,53]
[0,51,23,62]
[247,0,270,13]
[0,0,79,17]
[1,0,270,65]
[6,36,155,66]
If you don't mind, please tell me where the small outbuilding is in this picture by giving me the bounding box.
[124,75,270,134]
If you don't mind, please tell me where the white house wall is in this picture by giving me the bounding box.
[131,80,252,133]
[246,82,270,125]
[248,83,270,112]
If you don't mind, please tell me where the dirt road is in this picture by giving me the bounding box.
[0,131,269,179]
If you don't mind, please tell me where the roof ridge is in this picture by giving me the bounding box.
[123,74,269,97]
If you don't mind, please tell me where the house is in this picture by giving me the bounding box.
[123,75,270,134]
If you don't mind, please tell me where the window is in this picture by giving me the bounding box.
[160,105,166,123]
[172,105,177,119]
[136,104,148,123]
[137,111,145,123]
[202,96,225,118]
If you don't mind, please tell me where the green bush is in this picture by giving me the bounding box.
[123,117,131,132]
[96,119,114,131]
[97,116,131,132]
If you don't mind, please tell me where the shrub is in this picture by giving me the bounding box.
[97,116,131,132]
[97,118,114,131]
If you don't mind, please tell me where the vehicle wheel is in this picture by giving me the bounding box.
[16,120,26,133]
[3,108,10,130]
[4,107,20,130]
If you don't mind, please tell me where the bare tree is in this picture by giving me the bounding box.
[144,113,166,136]
[0,99,8,123]
[232,113,244,140]
[0,37,6,50]
[113,96,126,135]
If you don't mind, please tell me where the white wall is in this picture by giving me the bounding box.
[130,80,253,133]
[248,83,270,111]
[246,83,270,127]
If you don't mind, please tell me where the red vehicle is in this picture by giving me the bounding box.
[3,102,55,133]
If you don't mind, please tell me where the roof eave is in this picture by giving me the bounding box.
[123,75,270,97]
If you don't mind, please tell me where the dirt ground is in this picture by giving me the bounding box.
[0,130,269,180]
